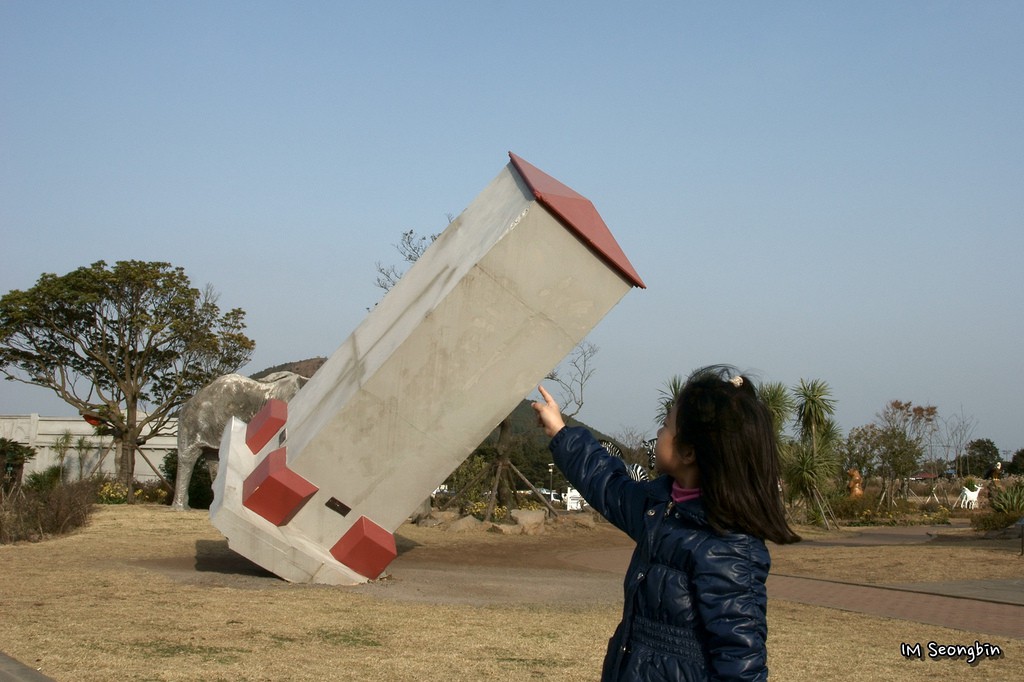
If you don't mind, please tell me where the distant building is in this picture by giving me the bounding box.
[565,486,586,511]
[0,414,177,484]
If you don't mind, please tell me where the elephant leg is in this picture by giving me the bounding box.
[172,443,202,510]
[205,453,220,485]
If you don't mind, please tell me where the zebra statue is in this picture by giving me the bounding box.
[642,438,657,469]
[600,440,650,483]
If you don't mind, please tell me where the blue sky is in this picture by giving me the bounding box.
[2,2,1022,455]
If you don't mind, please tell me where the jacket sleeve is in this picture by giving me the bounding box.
[549,426,648,542]
[691,535,769,681]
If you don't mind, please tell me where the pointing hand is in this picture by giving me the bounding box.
[532,385,566,438]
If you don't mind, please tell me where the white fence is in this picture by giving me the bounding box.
[0,414,178,483]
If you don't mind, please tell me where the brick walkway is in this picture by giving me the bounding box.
[767,574,1024,639]
[766,522,1024,640]
[578,521,1024,640]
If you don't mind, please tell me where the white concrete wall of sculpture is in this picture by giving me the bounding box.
[0,414,177,482]
[211,155,642,586]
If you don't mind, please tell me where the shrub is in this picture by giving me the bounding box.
[96,480,129,504]
[23,465,64,492]
[133,480,169,504]
[0,480,97,543]
[970,511,1022,532]
[829,492,876,521]
[160,450,213,509]
[918,505,951,525]
[465,500,507,521]
[989,480,1024,515]
[834,494,950,527]
[517,498,544,512]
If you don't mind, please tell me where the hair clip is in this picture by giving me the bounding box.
[729,376,744,387]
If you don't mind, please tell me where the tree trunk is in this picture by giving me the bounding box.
[119,437,137,502]
[495,417,513,511]
[115,438,126,484]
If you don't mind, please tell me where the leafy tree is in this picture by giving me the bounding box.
[876,427,922,486]
[842,424,883,478]
[0,260,254,494]
[963,438,1001,476]
[873,400,936,502]
[1007,448,1024,476]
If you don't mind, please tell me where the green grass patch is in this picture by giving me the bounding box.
[309,626,383,647]
[132,639,248,663]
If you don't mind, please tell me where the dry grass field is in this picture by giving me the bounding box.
[1,505,1021,681]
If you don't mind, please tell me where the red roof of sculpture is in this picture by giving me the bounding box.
[508,152,646,289]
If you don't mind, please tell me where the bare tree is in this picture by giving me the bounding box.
[612,425,654,470]
[546,341,598,419]
[936,409,977,477]
[373,229,440,295]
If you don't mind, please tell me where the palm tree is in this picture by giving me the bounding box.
[655,374,686,425]
[53,430,73,486]
[73,436,93,481]
[758,381,795,446]
[794,378,837,455]
[789,379,840,527]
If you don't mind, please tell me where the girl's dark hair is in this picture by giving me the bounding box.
[674,365,800,544]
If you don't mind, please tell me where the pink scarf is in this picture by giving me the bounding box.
[671,480,701,504]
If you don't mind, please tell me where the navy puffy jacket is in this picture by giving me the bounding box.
[550,427,771,681]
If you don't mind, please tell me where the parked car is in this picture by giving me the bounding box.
[536,488,562,503]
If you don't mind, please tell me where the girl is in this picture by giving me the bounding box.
[532,366,800,681]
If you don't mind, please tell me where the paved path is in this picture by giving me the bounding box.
[569,521,1024,640]
[770,520,1019,638]
[0,653,53,682]
[762,522,1024,640]
[767,574,1024,639]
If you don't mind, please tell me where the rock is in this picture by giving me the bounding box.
[511,509,546,535]
[446,515,483,533]
[550,511,599,529]
[488,522,522,535]
[430,510,460,523]
[570,512,597,529]
[408,498,433,523]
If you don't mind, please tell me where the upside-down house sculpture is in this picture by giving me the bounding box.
[210,152,645,584]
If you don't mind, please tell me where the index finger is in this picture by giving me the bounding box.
[537,385,555,404]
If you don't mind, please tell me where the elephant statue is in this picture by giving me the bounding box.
[172,371,308,510]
